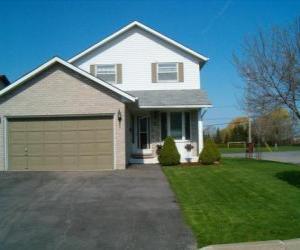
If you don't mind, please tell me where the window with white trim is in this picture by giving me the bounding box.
[96,64,116,84]
[157,63,178,82]
[160,111,191,140]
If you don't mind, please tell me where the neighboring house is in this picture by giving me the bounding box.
[0,75,10,90]
[0,21,211,171]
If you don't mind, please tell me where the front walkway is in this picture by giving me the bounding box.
[0,166,196,250]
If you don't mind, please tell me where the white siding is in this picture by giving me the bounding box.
[74,27,201,91]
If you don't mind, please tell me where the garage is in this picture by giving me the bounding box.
[8,116,114,171]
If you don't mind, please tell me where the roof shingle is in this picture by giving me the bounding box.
[127,89,211,107]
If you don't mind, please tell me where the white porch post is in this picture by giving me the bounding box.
[197,109,204,154]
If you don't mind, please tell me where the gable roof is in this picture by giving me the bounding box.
[0,57,137,102]
[68,21,209,65]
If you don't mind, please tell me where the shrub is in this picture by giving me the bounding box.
[158,136,181,166]
[199,139,221,165]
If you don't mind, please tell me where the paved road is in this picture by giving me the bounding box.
[224,151,300,164]
[0,166,196,250]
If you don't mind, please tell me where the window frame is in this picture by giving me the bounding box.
[160,111,191,141]
[96,64,117,84]
[156,62,179,83]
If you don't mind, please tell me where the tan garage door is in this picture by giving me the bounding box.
[8,116,114,170]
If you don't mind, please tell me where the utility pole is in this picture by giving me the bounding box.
[246,116,254,159]
[248,117,252,143]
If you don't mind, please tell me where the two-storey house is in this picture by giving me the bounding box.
[0,21,211,171]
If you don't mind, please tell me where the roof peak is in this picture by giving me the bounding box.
[68,21,209,65]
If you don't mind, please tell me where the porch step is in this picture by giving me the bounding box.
[131,153,155,159]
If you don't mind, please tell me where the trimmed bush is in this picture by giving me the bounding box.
[158,136,181,166]
[199,139,221,164]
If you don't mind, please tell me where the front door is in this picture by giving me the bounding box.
[137,116,150,149]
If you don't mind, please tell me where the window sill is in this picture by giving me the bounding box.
[155,81,180,83]
[174,139,192,143]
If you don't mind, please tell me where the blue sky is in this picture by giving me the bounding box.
[0,0,299,127]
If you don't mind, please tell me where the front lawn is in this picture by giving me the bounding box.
[163,158,300,247]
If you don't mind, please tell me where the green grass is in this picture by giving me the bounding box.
[163,158,300,247]
[220,145,300,154]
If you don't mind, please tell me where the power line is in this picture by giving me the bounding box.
[204,121,248,127]
[205,117,241,121]
[210,105,238,109]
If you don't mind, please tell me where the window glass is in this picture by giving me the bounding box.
[185,112,191,140]
[170,112,182,139]
[160,112,167,140]
[157,63,178,81]
[96,64,116,83]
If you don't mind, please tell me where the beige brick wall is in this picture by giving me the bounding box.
[0,64,127,170]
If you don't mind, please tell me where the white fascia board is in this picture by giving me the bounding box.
[68,21,209,63]
[0,57,137,102]
[139,105,213,109]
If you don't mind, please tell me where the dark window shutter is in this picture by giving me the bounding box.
[90,64,96,76]
[178,63,184,82]
[151,63,157,83]
[117,64,122,84]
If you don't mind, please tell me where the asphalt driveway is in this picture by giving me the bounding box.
[0,166,196,250]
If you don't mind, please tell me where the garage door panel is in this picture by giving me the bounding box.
[44,131,61,143]
[26,121,44,131]
[62,120,78,130]
[95,119,113,129]
[9,132,26,143]
[62,156,77,169]
[44,144,61,156]
[61,144,78,155]
[10,144,26,156]
[97,156,114,169]
[44,157,61,169]
[95,130,113,142]
[44,121,61,131]
[97,155,113,163]
[78,156,97,169]
[77,120,96,130]
[8,116,114,170]
[27,144,43,156]
[27,132,44,143]
[78,130,95,142]
[79,130,112,143]
[61,131,78,143]
[9,121,26,132]
[97,142,113,154]
[77,118,112,130]
[27,157,43,169]
[10,157,27,170]
[79,143,97,155]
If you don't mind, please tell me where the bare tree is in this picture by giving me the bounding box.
[233,17,300,120]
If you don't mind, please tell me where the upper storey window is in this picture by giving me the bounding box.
[152,62,184,83]
[157,63,178,82]
[96,64,116,84]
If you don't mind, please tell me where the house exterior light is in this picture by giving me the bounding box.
[118,110,122,122]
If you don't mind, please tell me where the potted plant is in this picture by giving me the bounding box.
[185,143,194,162]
